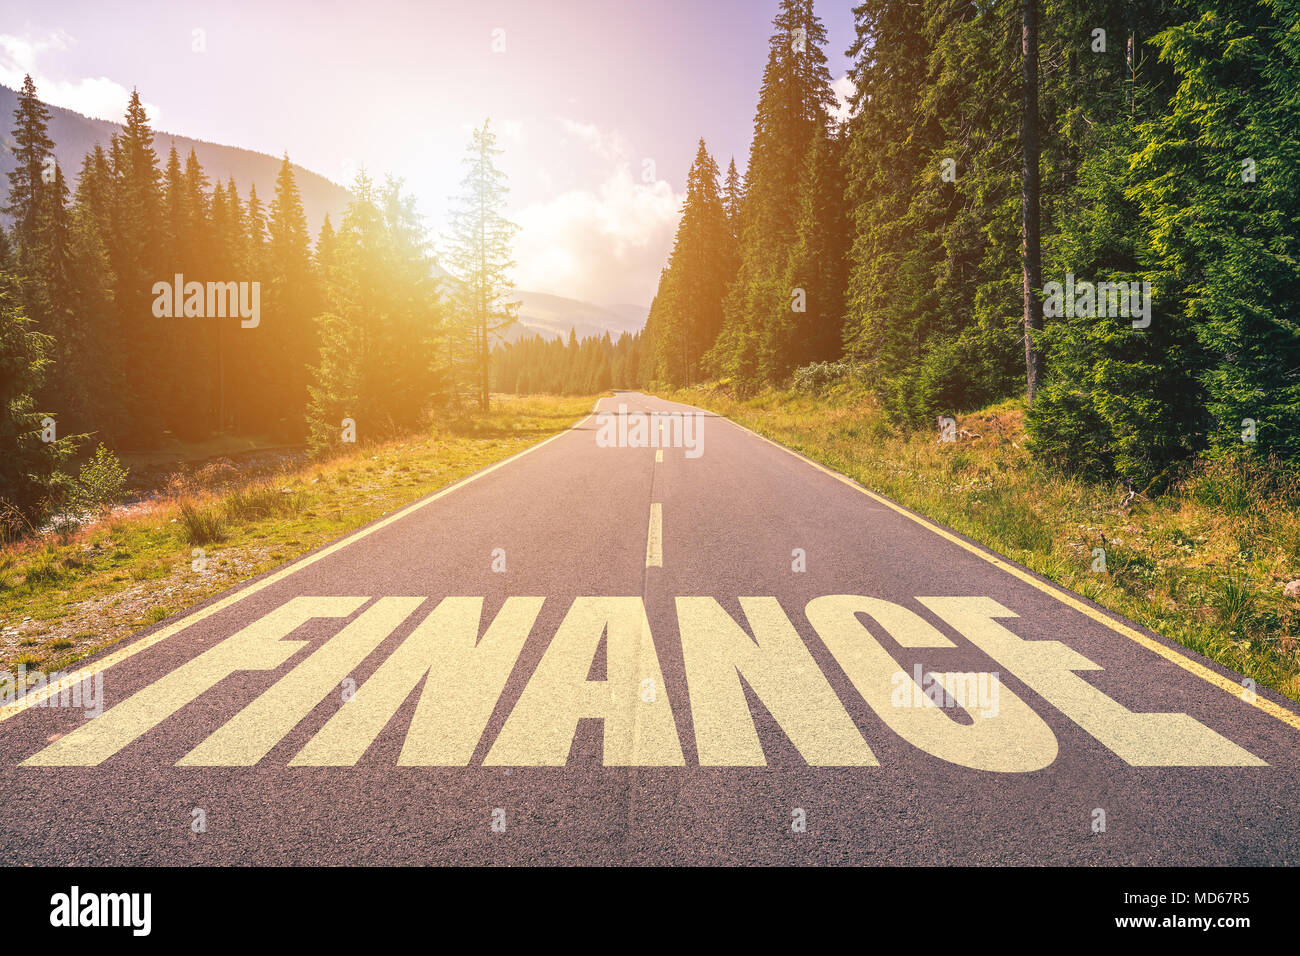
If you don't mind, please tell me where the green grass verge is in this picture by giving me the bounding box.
[664,381,1300,703]
[0,394,597,674]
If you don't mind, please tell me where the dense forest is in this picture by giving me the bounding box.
[3,0,1298,536]
[639,0,1299,488]
[490,328,647,395]
[0,77,516,534]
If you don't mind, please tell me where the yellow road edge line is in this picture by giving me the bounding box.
[646,503,663,568]
[0,404,602,724]
[719,413,1300,733]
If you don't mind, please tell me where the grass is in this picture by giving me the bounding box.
[0,394,597,674]
[178,501,227,545]
[663,380,1300,703]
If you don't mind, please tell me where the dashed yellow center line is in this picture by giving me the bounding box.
[645,503,663,568]
[656,450,664,463]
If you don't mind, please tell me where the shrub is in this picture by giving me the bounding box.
[177,501,226,545]
[23,551,64,587]
[223,485,305,522]
[1212,572,1255,632]
[792,361,856,395]
[72,444,129,515]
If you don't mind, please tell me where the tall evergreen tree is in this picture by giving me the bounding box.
[307,173,443,455]
[647,139,730,385]
[710,0,837,391]
[779,125,851,372]
[1021,0,1044,405]
[842,0,1025,424]
[112,89,166,444]
[1131,0,1300,466]
[69,142,125,442]
[265,155,317,439]
[1027,0,1193,483]
[443,120,519,411]
[3,74,55,265]
[722,158,745,244]
[0,254,66,531]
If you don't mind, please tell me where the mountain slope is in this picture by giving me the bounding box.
[0,83,351,236]
[0,85,649,339]
[509,291,646,342]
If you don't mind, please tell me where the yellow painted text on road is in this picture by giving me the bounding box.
[178,597,425,766]
[485,597,684,766]
[807,595,1057,772]
[921,597,1264,766]
[677,596,878,766]
[24,597,366,766]
[293,597,545,766]
[21,593,1264,769]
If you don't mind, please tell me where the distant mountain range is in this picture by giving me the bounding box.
[507,292,646,343]
[0,83,351,238]
[0,84,648,340]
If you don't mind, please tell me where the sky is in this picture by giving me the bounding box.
[0,0,857,307]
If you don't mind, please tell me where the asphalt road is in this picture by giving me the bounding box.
[1,392,1297,865]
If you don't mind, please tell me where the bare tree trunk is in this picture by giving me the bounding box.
[479,318,489,412]
[1126,0,1136,118]
[1021,0,1043,407]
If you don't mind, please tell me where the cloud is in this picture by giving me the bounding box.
[0,31,160,125]
[830,72,856,124]
[498,119,525,143]
[513,153,682,306]
[0,31,69,72]
[559,117,628,162]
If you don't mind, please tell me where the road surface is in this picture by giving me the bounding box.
[1,392,1297,865]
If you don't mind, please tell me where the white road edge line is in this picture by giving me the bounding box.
[713,404,1300,733]
[0,397,610,723]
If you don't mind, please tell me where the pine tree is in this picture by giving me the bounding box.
[112,89,166,444]
[710,0,837,391]
[70,142,126,442]
[1026,0,1193,483]
[1020,0,1043,406]
[1130,0,1300,466]
[648,139,730,385]
[214,177,246,432]
[74,145,114,242]
[315,214,335,270]
[722,158,745,245]
[265,155,317,439]
[841,0,1026,424]
[0,255,66,531]
[3,75,55,266]
[307,173,443,455]
[841,0,941,419]
[779,125,850,373]
[443,120,519,410]
[28,162,79,420]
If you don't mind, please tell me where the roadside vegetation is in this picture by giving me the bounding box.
[668,378,1300,703]
[0,395,593,674]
